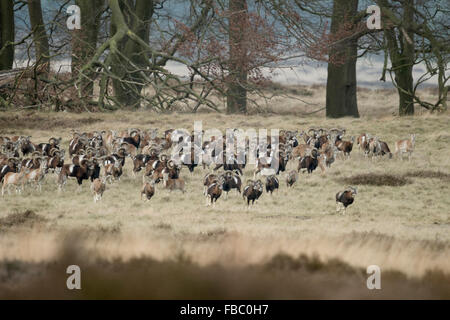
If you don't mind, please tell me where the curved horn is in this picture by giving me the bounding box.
[129,129,139,137]
[85,146,95,153]
[329,128,339,134]
[49,148,60,157]
[307,128,316,135]
[32,151,41,159]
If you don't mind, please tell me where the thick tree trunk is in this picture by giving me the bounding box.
[227,0,248,114]
[326,0,359,118]
[0,0,15,70]
[396,1,414,116]
[111,0,153,109]
[395,61,414,115]
[72,0,104,97]
[28,0,50,72]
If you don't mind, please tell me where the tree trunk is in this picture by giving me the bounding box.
[397,0,415,116]
[110,0,153,109]
[395,61,414,115]
[326,0,359,118]
[437,57,447,111]
[227,0,248,114]
[72,0,104,97]
[380,0,415,116]
[0,0,15,70]
[28,0,49,72]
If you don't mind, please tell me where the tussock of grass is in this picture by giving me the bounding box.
[198,228,228,241]
[436,134,450,143]
[338,173,411,186]
[96,224,122,235]
[153,222,172,230]
[404,170,450,181]
[0,210,45,229]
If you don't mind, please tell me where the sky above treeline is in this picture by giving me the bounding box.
[13,0,442,88]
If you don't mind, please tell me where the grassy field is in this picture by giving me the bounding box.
[0,86,449,299]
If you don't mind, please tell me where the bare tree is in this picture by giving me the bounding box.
[377,0,449,114]
[227,0,248,113]
[265,0,368,118]
[73,0,216,111]
[378,0,415,115]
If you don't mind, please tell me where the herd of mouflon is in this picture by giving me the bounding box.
[1,127,416,213]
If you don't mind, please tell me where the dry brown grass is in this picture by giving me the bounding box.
[0,113,103,131]
[0,86,449,299]
[1,240,449,299]
[0,210,46,229]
